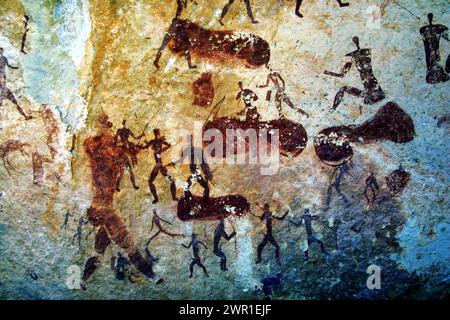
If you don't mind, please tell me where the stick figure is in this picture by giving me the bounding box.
[420,13,449,84]
[326,161,351,207]
[254,202,289,265]
[257,64,309,119]
[72,216,88,248]
[289,209,327,260]
[182,233,209,278]
[364,171,379,204]
[324,37,385,111]
[61,211,74,230]
[0,48,32,120]
[219,0,259,26]
[213,218,236,271]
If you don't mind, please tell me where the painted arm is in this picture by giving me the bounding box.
[199,241,208,250]
[289,218,302,227]
[275,210,289,221]
[182,241,192,249]
[324,62,352,78]
[6,60,19,69]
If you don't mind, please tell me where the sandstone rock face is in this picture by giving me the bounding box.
[0,0,448,299]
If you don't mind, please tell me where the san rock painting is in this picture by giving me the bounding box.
[0,0,449,300]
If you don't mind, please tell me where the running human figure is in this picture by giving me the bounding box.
[115,120,146,166]
[213,218,236,272]
[254,202,289,265]
[61,211,74,230]
[257,64,309,119]
[324,36,385,111]
[326,161,351,208]
[182,233,209,278]
[154,0,197,69]
[171,134,213,202]
[289,209,327,260]
[295,0,349,18]
[236,81,261,123]
[143,129,178,203]
[0,48,32,120]
[364,171,379,204]
[420,13,449,84]
[146,209,184,247]
[219,0,259,26]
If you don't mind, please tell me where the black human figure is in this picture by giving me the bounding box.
[143,129,177,203]
[182,233,209,278]
[420,13,449,84]
[254,203,289,265]
[213,218,236,271]
[171,135,213,202]
[364,171,379,204]
[146,209,184,246]
[72,217,88,248]
[289,209,326,260]
[326,161,351,207]
[255,273,281,300]
[257,65,309,119]
[219,0,259,26]
[111,252,130,281]
[61,211,73,230]
[21,15,30,54]
[115,120,145,166]
[154,0,197,69]
[0,48,32,120]
[324,37,385,111]
[236,81,261,123]
[295,0,349,18]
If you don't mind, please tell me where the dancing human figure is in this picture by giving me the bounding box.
[257,65,309,119]
[324,36,385,111]
[154,0,197,69]
[219,0,259,26]
[420,13,449,84]
[115,120,146,166]
[326,161,351,207]
[254,203,289,265]
[146,209,184,247]
[143,129,177,203]
[295,0,349,18]
[171,134,213,202]
[182,233,209,278]
[364,171,379,204]
[0,48,32,120]
[213,218,236,271]
[236,81,261,123]
[289,209,327,260]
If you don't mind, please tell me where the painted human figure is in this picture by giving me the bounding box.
[236,81,261,123]
[82,114,159,288]
[324,37,385,111]
[115,120,145,167]
[213,218,236,272]
[219,0,259,26]
[182,233,209,278]
[295,0,349,18]
[0,48,32,120]
[255,273,282,300]
[61,211,74,230]
[72,216,88,248]
[146,209,184,246]
[171,135,213,202]
[255,203,289,265]
[420,13,449,84]
[364,171,379,204]
[143,129,177,203]
[257,65,309,119]
[154,0,197,69]
[289,209,326,260]
[326,161,351,207]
